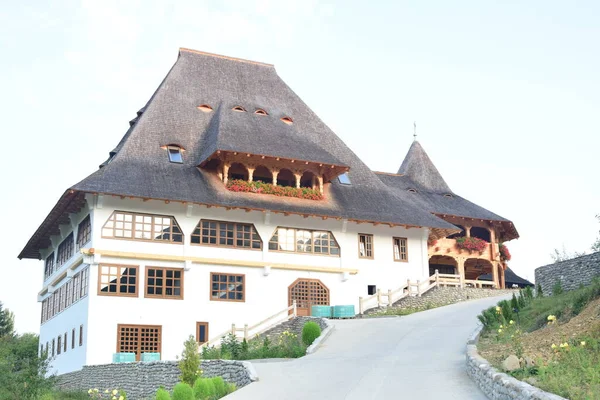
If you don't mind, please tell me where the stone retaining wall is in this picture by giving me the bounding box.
[259,316,327,340]
[56,359,255,400]
[466,326,566,400]
[535,252,600,295]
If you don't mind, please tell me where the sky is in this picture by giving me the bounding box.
[1,0,599,334]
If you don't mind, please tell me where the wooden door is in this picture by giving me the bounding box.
[288,278,330,316]
[116,324,162,361]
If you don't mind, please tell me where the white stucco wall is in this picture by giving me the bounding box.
[38,194,433,373]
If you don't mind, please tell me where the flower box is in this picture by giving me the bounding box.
[455,237,488,253]
[226,179,323,200]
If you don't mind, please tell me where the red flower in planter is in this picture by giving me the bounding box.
[226,180,323,200]
[499,244,511,261]
[455,236,488,253]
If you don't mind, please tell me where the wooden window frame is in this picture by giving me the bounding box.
[210,272,245,302]
[116,324,162,361]
[191,220,262,250]
[145,266,184,300]
[97,264,139,297]
[79,325,83,347]
[196,322,209,344]
[358,234,374,259]
[44,253,55,279]
[76,215,92,250]
[57,233,74,266]
[393,237,408,262]
[268,227,341,257]
[101,210,184,244]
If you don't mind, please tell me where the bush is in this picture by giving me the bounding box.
[552,280,563,296]
[155,387,171,400]
[172,383,194,400]
[193,378,214,400]
[221,333,241,359]
[211,377,227,398]
[178,335,201,386]
[301,322,321,346]
[536,284,543,298]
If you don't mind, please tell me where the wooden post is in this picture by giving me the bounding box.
[272,169,279,186]
[359,297,363,314]
[435,269,440,287]
[376,289,381,307]
[231,323,236,335]
[244,324,248,340]
[292,300,297,317]
[223,163,230,185]
[387,289,392,306]
[458,258,465,289]
[492,262,499,289]
[407,279,411,296]
[294,173,301,188]
[247,167,255,183]
[465,226,471,237]
[417,280,422,297]
[317,175,324,193]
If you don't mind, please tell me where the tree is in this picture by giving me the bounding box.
[550,245,586,263]
[592,214,600,253]
[0,301,15,338]
[178,335,201,386]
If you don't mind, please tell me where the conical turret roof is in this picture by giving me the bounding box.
[398,141,451,193]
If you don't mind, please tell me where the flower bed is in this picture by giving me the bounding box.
[455,236,488,253]
[226,179,323,200]
[499,244,511,261]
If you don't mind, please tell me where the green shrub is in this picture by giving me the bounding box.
[201,345,220,360]
[552,280,563,296]
[511,293,519,311]
[499,300,514,322]
[221,333,241,359]
[301,321,321,346]
[178,335,201,386]
[226,383,237,394]
[172,383,194,400]
[536,284,543,298]
[193,378,213,400]
[155,387,171,400]
[524,285,534,300]
[211,377,227,398]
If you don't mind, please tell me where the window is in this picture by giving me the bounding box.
[72,328,75,349]
[72,272,81,303]
[191,220,262,250]
[65,281,73,308]
[337,172,351,185]
[196,322,209,344]
[64,333,67,353]
[444,193,453,198]
[79,325,83,347]
[167,146,183,163]
[41,300,47,324]
[57,233,74,266]
[145,267,183,299]
[117,324,161,361]
[210,273,245,302]
[197,104,213,113]
[393,237,408,262]
[53,292,60,315]
[281,116,293,125]
[254,109,268,115]
[44,253,55,279]
[408,188,417,193]
[59,285,66,313]
[232,106,246,112]
[102,211,183,243]
[57,335,62,355]
[98,264,138,297]
[358,234,373,259]
[76,215,91,250]
[80,267,89,298]
[52,339,55,357]
[269,227,340,256]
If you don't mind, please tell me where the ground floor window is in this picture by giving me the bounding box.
[116,324,162,361]
[196,322,209,344]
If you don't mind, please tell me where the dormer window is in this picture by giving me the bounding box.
[338,172,351,185]
[444,193,453,198]
[197,104,213,113]
[408,188,417,193]
[167,146,183,163]
[255,109,268,116]
[232,106,246,112]
[281,117,293,125]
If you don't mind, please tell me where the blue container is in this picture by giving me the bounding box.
[141,352,161,362]
[311,305,332,318]
[332,305,356,319]
[112,352,136,363]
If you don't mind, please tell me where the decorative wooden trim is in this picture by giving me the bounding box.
[210,272,245,302]
[196,322,209,344]
[97,263,139,297]
[81,248,359,275]
[144,266,184,300]
[393,237,409,262]
[358,233,374,259]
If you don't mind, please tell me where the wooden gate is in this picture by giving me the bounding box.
[288,278,330,316]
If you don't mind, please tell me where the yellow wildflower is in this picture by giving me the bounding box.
[112,389,119,395]
[105,389,110,393]
[498,329,503,333]
[509,320,514,325]
[499,325,503,329]
[551,344,557,349]
[88,389,93,394]
[580,341,586,347]
[94,389,99,393]
[119,396,125,400]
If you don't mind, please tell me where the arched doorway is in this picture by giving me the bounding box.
[429,255,458,275]
[277,168,295,187]
[464,258,493,282]
[300,171,316,188]
[228,163,248,181]
[253,165,271,183]
[288,278,330,316]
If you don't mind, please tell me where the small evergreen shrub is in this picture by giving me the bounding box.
[193,378,214,400]
[211,377,227,398]
[155,387,171,400]
[172,383,193,400]
[301,321,321,346]
[552,280,563,296]
[178,335,201,386]
[536,284,543,298]
[511,293,519,310]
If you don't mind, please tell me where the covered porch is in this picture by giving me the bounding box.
[429,255,505,289]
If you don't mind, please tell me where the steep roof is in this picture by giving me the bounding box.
[479,267,533,287]
[19,49,459,259]
[398,141,451,193]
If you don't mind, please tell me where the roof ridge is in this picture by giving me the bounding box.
[179,48,274,67]
[374,171,404,177]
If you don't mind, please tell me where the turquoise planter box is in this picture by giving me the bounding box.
[332,305,355,319]
[141,352,161,362]
[112,353,136,363]
[311,305,332,317]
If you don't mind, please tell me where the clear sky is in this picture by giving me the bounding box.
[1,1,599,334]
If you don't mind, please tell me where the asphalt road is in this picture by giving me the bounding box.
[226,295,511,400]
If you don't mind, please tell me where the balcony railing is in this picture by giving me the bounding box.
[429,238,496,260]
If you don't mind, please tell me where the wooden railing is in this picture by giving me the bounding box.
[358,271,497,314]
[200,301,297,348]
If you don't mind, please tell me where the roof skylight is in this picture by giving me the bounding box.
[281,117,293,125]
[197,104,213,113]
[408,188,417,193]
[232,106,246,112]
[444,193,453,198]
[167,146,183,164]
[338,172,351,185]
[255,109,268,116]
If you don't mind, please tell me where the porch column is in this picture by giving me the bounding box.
[294,172,301,188]
[272,169,279,186]
[247,167,255,183]
[223,162,230,185]
[500,264,506,289]
[489,227,497,259]
[492,261,499,289]
[465,226,471,237]
[317,175,324,193]
[311,175,317,189]
[457,258,465,288]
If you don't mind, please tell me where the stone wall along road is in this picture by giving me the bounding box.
[535,251,600,295]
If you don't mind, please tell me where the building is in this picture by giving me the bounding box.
[19,48,519,374]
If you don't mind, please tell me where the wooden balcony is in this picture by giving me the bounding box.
[428,238,497,261]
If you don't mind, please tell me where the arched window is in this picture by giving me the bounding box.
[228,163,249,181]
[471,227,491,242]
[253,165,271,183]
[197,104,213,113]
[300,171,316,188]
[281,117,293,125]
[277,168,294,187]
[232,106,246,112]
[254,109,268,116]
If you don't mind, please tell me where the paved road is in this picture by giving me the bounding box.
[227,295,510,400]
